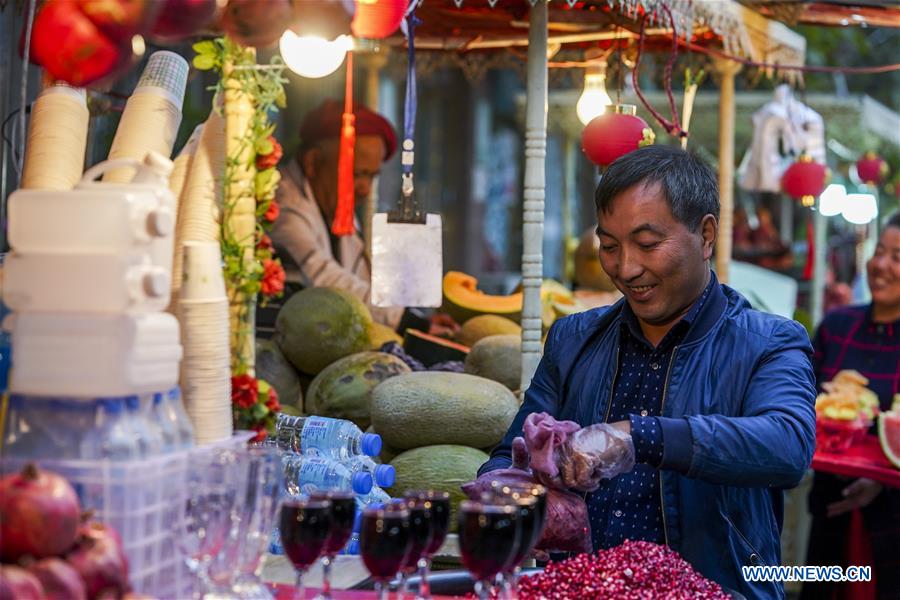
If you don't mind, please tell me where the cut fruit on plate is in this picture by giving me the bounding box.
[877,410,900,470]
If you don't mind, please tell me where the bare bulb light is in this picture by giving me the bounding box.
[280,31,353,79]
[576,64,612,125]
[819,184,846,217]
[841,193,878,225]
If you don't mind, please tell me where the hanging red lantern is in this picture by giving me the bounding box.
[581,105,655,168]
[351,0,408,39]
[856,151,888,186]
[781,154,826,208]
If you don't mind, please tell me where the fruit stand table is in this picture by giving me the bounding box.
[812,435,900,488]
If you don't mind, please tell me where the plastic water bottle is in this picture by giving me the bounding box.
[126,395,159,457]
[160,387,194,448]
[2,395,93,459]
[274,414,381,459]
[150,393,178,453]
[345,455,396,488]
[357,485,392,510]
[80,397,141,459]
[282,454,373,496]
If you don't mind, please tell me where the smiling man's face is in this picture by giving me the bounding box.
[596,181,716,339]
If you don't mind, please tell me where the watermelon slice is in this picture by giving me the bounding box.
[878,410,900,469]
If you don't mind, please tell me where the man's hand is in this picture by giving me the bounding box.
[557,423,636,491]
[826,478,883,518]
[427,312,460,337]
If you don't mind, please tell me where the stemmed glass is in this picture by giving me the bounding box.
[359,503,412,600]
[229,445,284,599]
[396,497,434,599]
[178,449,244,599]
[402,491,450,600]
[309,490,357,600]
[490,492,544,598]
[280,497,333,600]
[458,498,521,600]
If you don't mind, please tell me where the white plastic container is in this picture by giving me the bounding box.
[8,152,176,273]
[5,312,182,396]
[3,252,170,313]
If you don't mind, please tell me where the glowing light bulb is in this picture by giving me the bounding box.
[279,31,353,79]
[841,193,878,225]
[576,65,612,126]
[818,184,846,217]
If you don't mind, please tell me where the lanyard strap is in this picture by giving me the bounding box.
[401,12,418,198]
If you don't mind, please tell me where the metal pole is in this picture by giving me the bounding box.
[520,1,548,394]
[810,208,827,326]
[714,58,741,284]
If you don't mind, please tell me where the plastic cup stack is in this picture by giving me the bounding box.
[178,241,233,444]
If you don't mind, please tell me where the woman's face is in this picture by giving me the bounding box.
[867,226,900,310]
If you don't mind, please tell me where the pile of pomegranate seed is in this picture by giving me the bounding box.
[516,540,730,599]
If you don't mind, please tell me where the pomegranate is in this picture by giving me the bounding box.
[149,0,219,42]
[516,541,729,599]
[0,564,44,600]
[28,558,87,600]
[66,522,130,600]
[0,464,81,561]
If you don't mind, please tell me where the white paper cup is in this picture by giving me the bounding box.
[180,241,226,301]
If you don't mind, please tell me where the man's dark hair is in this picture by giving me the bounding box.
[594,145,720,231]
[886,212,900,230]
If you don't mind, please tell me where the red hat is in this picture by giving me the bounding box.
[299,98,397,161]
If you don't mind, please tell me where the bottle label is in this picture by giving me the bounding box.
[298,457,330,487]
[300,419,329,446]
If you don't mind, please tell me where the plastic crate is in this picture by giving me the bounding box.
[1,432,252,599]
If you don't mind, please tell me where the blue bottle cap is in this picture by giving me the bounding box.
[124,396,141,410]
[360,433,382,457]
[374,464,395,488]
[351,471,374,495]
[101,398,125,414]
[152,393,164,406]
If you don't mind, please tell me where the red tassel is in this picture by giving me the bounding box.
[802,213,814,280]
[332,51,356,236]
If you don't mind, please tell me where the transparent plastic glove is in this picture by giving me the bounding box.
[555,423,636,492]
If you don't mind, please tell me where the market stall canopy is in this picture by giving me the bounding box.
[739,1,900,28]
[384,0,805,73]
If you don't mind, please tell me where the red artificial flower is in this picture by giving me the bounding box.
[231,374,259,410]
[251,424,269,443]
[260,258,285,296]
[257,233,273,251]
[264,199,280,222]
[265,386,281,412]
[256,135,283,171]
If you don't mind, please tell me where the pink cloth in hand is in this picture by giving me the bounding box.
[523,412,580,479]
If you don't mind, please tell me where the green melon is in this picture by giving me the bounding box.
[256,338,303,410]
[389,445,489,531]
[306,352,411,430]
[274,287,373,375]
[464,334,521,391]
[371,372,518,450]
[456,315,521,348]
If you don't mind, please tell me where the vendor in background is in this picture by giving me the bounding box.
[261,99,457,337]
[481,145,817,600]
[801,212,900,600]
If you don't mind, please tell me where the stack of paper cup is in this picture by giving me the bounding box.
[178,241,232,444]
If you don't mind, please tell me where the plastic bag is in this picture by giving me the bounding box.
[525,413,635,493]
[462,438,593,554]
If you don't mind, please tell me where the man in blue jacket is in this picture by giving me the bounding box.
[480,145,817,599]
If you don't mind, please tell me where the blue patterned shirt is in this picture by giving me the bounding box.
[587,275,714,550]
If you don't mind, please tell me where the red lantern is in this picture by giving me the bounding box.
[220,0,293,48]
[781,154,826,208]
[352,0,408,39]
[856,151,888,186]
[581,105,654,168]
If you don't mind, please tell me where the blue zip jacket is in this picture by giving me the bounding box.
[479,279,817,599]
